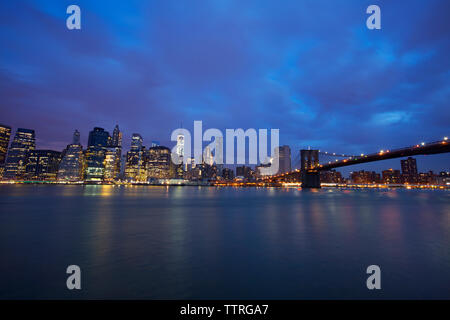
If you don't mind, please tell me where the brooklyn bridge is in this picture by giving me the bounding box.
[259,138,450,188]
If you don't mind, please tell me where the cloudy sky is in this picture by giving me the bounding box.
[1,0,449,173]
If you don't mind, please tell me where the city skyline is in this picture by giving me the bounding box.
[0,122,448,183]
[1,0,449,175]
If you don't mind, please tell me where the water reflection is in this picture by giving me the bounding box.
[0,185,449,299]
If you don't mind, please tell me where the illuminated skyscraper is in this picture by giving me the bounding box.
[146,146,173,180]
[125,134,146,182]
[130,133,143,151]
[58,130,84,182]
[0,124,12,178]
[25,150,61,181]
[110,125,122,147]
[401,157,418,183]
[85,127,110,182]
[104,147,121,182]
[176,133,184,159]
[4,128,35,180]
[104,125,122,182]
[88,127,109,147]
[203,146,214,166]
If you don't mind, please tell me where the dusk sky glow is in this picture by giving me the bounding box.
[1,0,449,174]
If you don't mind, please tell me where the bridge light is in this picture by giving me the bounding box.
[421,142,425,146]
[360,153,364,156]
[444,137,448,141]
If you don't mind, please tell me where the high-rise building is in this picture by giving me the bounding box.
[4,128,36,180]
[103,147,122,182]
[382,169,402,184]
[0,124,12,178]
[203,146,214,166]
[350,170,380,184]
[85,127,110,182]
[215,136,224,177]
[130,133,143,151]
[222,167,235,181]
[401,157,418,183]
[72,129,80,145]
[25,150,61,181]
[110,125,122,147]
[151,140,160,147]
[146,146,173,180]
[236,165,254,181]
[320,170,343,184]
[125,134,146,182]
[58,130,84,182]
[176,133,184,159]
[88,127,110,148]
[275,145,291,174]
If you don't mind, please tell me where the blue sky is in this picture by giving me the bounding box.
[0,0,449,174]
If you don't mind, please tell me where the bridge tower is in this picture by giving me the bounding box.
[300,149,321,188]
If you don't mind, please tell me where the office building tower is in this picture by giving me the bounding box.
[72,129,80,145]
[58,130,84,182]
[0,124,12,178]
[222,168,235,181]
[25,150,61,181]
[401,157,418,183]
[151,141,160,148]
[146,146,173,180]
[4,128,35,180]
[275,145,291,174]
[85,127,110,182]
[236,165,254,181]
[176,133,184,159]
[382,169,402,184]
[203,146,214,166]
[88,127,110,147]
[131,133,143,151]
[110,125,122,148]
[125,134,146,182]
[104,147,122,182]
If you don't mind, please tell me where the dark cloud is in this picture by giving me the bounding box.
[0,0,448,172]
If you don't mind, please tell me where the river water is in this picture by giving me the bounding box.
[0,185,449,299]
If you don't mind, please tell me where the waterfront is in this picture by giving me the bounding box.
[0,185,449,299]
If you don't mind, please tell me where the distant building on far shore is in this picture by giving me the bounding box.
[4,128,35,180]
[0,124,11,178]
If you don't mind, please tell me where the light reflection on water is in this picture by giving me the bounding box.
[0,185,449,299]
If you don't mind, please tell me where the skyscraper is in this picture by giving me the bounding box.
[58,130,84,182]
[104,147,122,182]
[203,146,214,166]
[0,124,12,178]
[276,145,291,174]
[110,125,122,147]
[125,134,145,182]
[25,150,61,181]
[130,133,143,151]
[401,157,418,183]
[146,146,173,180]
[176,133,184,159]
[72,129,80,145]
[4,128,35,180]
[85,127,110,182]
[88,127,110,147]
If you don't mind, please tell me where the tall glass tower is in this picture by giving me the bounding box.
[4,128,35,180]
[58,130,84,182]
[85,127,110,182]
[0,124,12,178]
